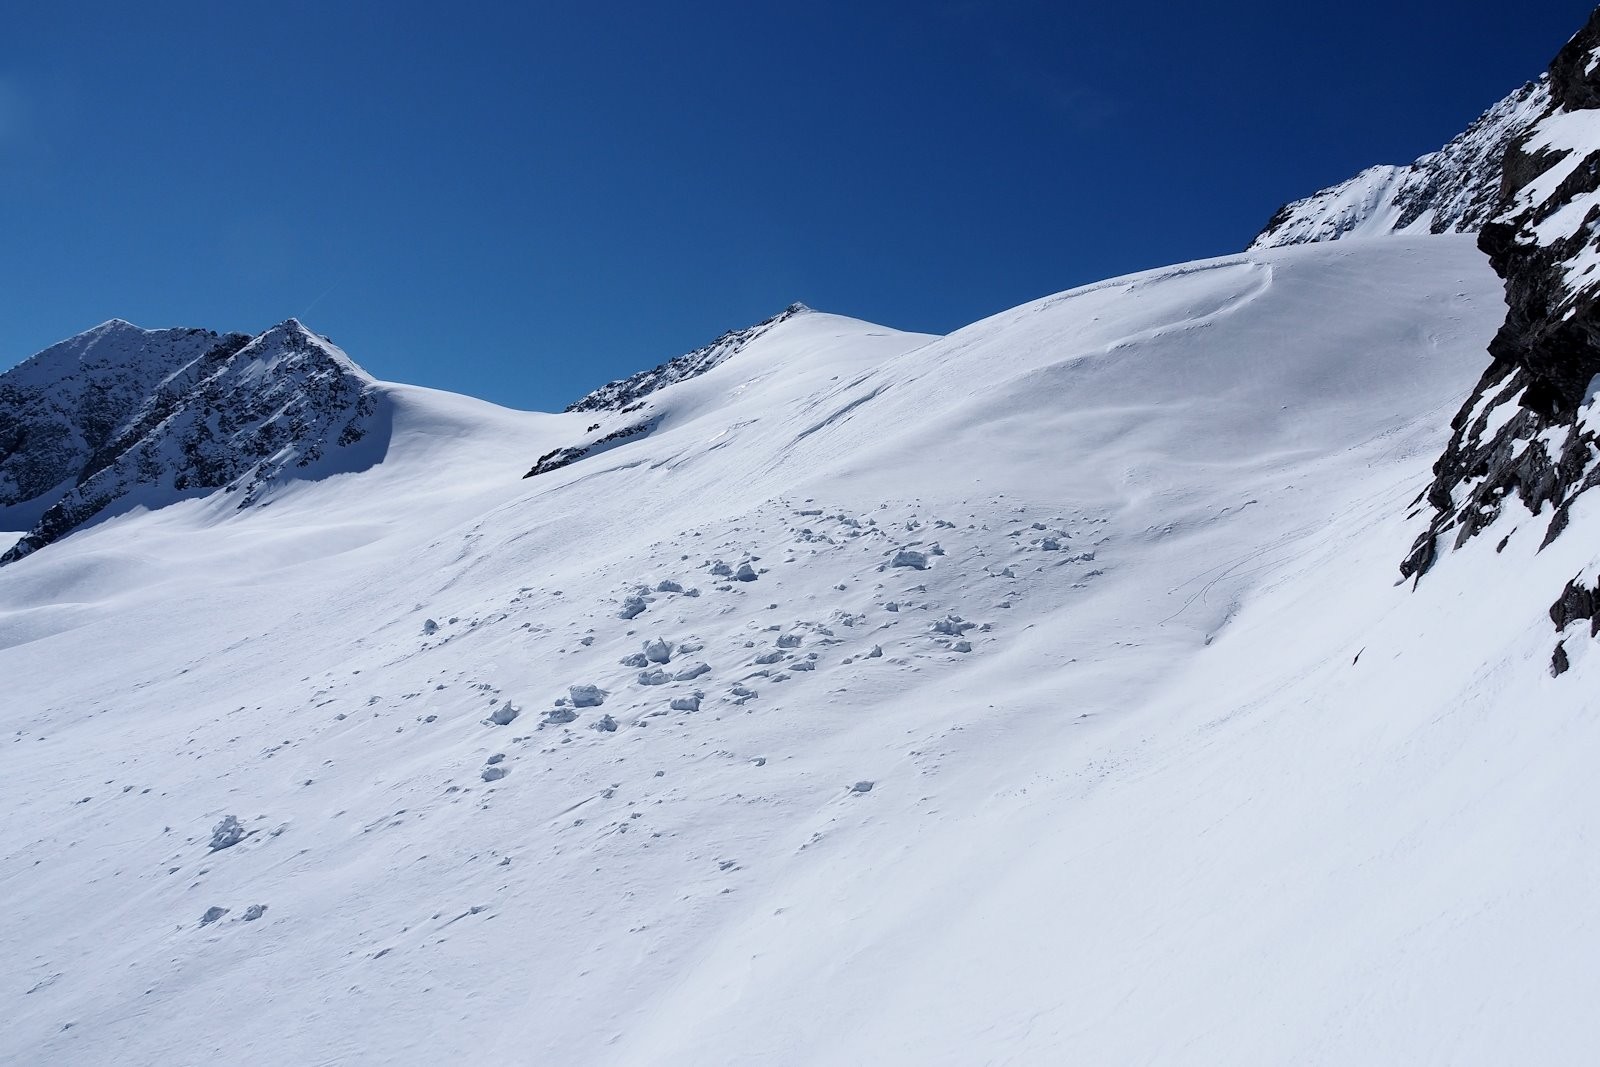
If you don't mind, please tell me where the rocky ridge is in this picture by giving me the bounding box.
[1251,79,1549,249]
[1,319,387,564]
[1397,9,1600,673]
[565,303,811,414]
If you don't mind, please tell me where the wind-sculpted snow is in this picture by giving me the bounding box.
[0,319,388,564]
[1251,78,1549,249]
[12,234,1578,1065]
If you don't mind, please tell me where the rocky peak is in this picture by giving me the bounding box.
[0,319,388,565]
[1251,78,1550,250]
[1398,7,1600,674]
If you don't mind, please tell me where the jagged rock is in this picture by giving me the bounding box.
[565,304,811,414]
[1399,10,1600,668]
[1,319,386,565]
[487,702,519,726]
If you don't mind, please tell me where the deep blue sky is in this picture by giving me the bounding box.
[1,2,1592,409]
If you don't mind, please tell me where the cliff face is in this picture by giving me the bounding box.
[0,319,387,564]
[1400,9,1600,672]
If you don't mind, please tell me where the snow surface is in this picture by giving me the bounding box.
[5,236,1590,1064]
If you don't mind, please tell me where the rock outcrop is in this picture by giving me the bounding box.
[1400,10,1600,657]
[565,303,810,414]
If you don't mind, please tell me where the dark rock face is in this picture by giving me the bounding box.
[565,303,810,414]
[0,319,386,564]
[1252,79,1550,250]
[1402,9,1600,655]
[523,418,655,479]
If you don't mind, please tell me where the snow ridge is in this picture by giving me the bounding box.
[0,319,388,564]
[565,303,812,414]
[1251,78,1550,249]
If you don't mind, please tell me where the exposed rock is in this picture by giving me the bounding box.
[1401,10,1600,667]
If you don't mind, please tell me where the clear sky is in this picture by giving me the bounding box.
[1,1,1592,410]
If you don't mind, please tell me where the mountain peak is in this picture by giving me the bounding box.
[1251,77,1551,249]
[0,318,388,564]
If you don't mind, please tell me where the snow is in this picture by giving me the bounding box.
[3,234,1589,1064]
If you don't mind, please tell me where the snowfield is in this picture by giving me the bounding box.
[6,235,1594,1064]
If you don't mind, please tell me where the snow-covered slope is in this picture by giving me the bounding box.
[14,234,1587,1064]
[0,319,387,564]
[1251,78,1549,249]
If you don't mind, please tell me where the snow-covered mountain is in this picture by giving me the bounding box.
[0,319,387,564]
[2,234,1556,1064]
[10,9,1600,1065]
[1251,78,1549,249]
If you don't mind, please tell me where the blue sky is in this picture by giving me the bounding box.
[1,1,1591,410]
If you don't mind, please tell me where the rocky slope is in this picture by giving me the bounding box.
[1398,9,1600,674]
[0,319,388,564]
[565,302,813,414]
[1251,78,1549,249]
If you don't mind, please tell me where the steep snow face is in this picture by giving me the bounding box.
[9,236,1573,1065]
[0,319,389,564]
[1251,78,1550,249]
[1402,9,1600,671]
[565,302,815,414]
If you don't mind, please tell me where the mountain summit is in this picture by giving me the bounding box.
[1251,78,1550,249]
[0,319,388,564]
